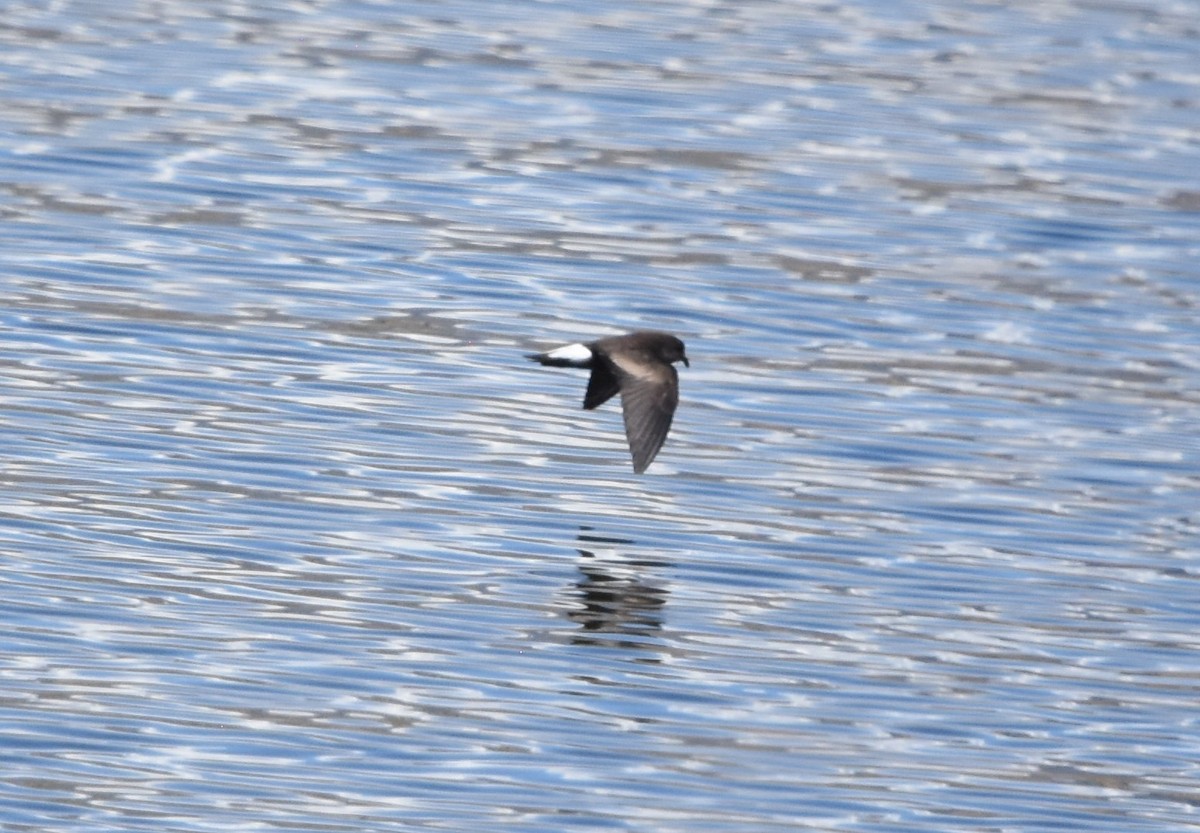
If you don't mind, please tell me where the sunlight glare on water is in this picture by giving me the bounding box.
[0,0,1198,831]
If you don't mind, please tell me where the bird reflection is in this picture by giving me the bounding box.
[565,527,670,649]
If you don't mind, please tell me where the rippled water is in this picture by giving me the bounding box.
[2,0,1199,831]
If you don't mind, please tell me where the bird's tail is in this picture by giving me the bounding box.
[526,343,593,367]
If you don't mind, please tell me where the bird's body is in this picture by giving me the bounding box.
[526,331,688,474]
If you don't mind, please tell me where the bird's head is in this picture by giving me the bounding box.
[660,335,689,368]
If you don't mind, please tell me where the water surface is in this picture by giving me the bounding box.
[1,1,1198,831]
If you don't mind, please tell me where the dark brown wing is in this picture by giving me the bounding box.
[583,359,621,410]
[617,365,679,473]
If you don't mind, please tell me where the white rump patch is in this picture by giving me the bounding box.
[545,343,593,365]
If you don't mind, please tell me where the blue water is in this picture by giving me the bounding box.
[1,1,1198,831]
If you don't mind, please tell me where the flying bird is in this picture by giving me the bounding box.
[527,330,688,474]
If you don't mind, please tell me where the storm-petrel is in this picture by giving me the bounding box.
[526,331,688,474]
